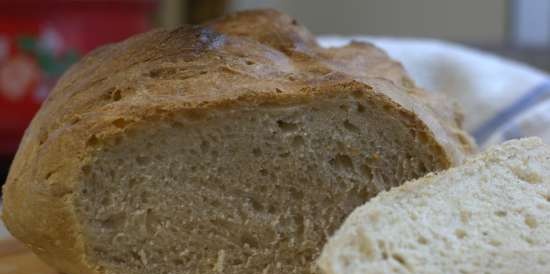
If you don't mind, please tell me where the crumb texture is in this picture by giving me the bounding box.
[76,94,444,274]
[319,138,550,274]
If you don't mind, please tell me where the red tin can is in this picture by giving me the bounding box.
[0,0,156,155]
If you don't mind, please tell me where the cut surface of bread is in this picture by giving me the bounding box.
[2,9,473,274]
[319,137,550,274]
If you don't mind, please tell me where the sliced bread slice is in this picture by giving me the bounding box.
[319,137,550,274]
[2,9,473,274]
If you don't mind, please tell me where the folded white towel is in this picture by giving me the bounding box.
[0,206,9,239]
[319,36,549,147]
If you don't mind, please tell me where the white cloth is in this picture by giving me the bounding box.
[319,36,550,147]
[0,206,10,239]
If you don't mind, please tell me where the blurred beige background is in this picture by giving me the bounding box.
[229,0,507,44]
[158,0,548,72]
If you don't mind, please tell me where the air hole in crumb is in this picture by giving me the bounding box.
[229,258,244,266]
[128,178,139,189]
[209,198,221,208]
[457,133,470,146]
[339,104,349,111]
[360,164,373,181]
[382,104,394,112]
[544,194,550,202]
[171,121,184,128]
[455,229,467,239]
[87,135,99,146]
[93,247,106,254]
[460,210,470,223]
[275,88,283,93]
[100,196,110,206]
[330,154,354,172]
[279,152,291,158]
[292,135,305,147]
[141,191,150,203]
[136,156,150,166]
[489,239,501,247]
[524,236,536,245]
[112,118,129,129]
[145,208,158,233]
[524,215,538,229]
[392,254,409,268]
[495,211,507,217]
[417,161,428,174]
[352,90,365,98]
[44,171,54,180]
[417,236,428,245]
[358,186,371,201]
[145,142,154,149]
[267,204,277,214]
[294,214,305,235]
[245,60,255,65]
[257,185,267,192]
[249,197,263,211]
[149,67,178,79]
[343,120,360,133]
[101,213,125,229]
[277,120,299,132]
[240,233,259,249]
[381,251,388,260]
[290,188,304,199]
[70,116,81,125]
[259,169,268,176]
[130,251,140,262]
[81,165,91,175]
[111,89,122,101]
[300,248,315,261]
[38,131,49,145]
[354,230,375,258]
[112,136,123,145]
[357,103,366,113]
[252,148,262,157]
[511,166,542,184]
[200,140,209,153]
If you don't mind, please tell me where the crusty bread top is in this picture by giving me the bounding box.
[319,137,550,274]
[2,9,473,274]
[17,9,471,172]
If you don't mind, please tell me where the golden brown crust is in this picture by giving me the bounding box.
[2,9,474,274]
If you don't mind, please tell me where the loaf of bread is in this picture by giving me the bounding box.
[319,137,550,274]
[2,9,473,274]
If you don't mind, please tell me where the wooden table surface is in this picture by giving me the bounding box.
[0,237,57,274]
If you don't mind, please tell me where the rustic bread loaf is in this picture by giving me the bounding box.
[2,9,473,274]
[319,137,550,274]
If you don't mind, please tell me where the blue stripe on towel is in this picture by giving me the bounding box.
[473,81,550,144]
